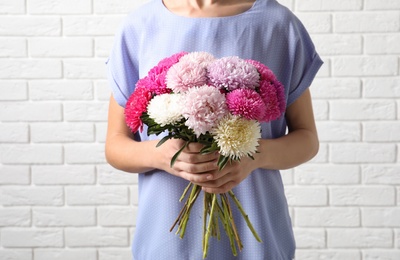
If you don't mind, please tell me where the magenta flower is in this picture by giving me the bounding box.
[226,89,267,121]
[182,85,228,137]
[208,56,260,91]
[124,86,152,133]
[246,59,286,118]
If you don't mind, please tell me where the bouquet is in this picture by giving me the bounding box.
[125,51,286,258]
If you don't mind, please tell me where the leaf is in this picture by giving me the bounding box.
[156,135,173,147]
[217,155,230,171]
[170,141,189,168]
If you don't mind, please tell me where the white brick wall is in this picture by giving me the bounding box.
[0,0,399,259]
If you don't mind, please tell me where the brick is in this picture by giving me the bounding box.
[295,207,359,227]
[362,208,400,227]
[330,186,395,206]
[2,228,63,247]
[333,56,398,76]
[94,80,111,100]
[94,37,113,57]
[364,121,400,142]
[0,165,30,184]
[64,102,108,121]
[293,228,325,248]
[130,185,139,206]
[316,121,361,142]
[311,78,361,99]
[315,59,330,77]
[364,78,400,98]
[0,102,62,121]
[330,100,396,120]
[31,123,94,143]
[63,16,124,36]
[32,165,95,185]
[65,227,128,247]
[365,0,400,10]
[0,81,27,100]
[285,186,327,206]
[366,34,400,54]
[94,0,149,14]
[64,144,106,164]
[0,17,61,36]
[96,123,107,142]
[34,249,96,260]
[28,0,91,14]
[295,250,361,260]
[0,123,29,142]
[363,250,400,260]
[280,168,294,185]
[297,0,362,11]
[334,12,400,33]
[29,38,93,57]
[362,165,400,184]
[0,208,31,227]
[296,13,332,33]
[98,249,132,260]
[64,59,107,79]
[279,0,293,10]
[328,228,393,248]
[33,208,96,227]
[66,186,129,205]
[29,80,93,100]
[97,165,138,185]
[0,37,27,57]
[295,164,360,185]
[0,144,63,164]
[312,34,362,55]
[0,60,62,79]
[312,100,328,120]
[330,143,396,163]
[98,206,136,226]
[0,0,25,14]
[0,250,32,260]
[0,187,63,206]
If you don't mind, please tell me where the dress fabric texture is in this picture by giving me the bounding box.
[106,0,323,259]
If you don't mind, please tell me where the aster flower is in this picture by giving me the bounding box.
[226,88,267,121]
[208,56,260,91]
[124,86,152,133]
[179,51,215,67]
[166,59,208,93]
[147,93,183,127]
[211,114,261,160]
[246,59,286,118]
[182,85,228,137]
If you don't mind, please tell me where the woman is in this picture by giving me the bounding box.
[106,0,323,259]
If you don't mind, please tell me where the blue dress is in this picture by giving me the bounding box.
[107,0,323,259]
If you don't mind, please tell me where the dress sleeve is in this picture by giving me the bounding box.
[106,17,139,107]
[286,16,323,107]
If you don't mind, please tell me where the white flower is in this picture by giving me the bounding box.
[147,93,183,126]
[211,115,261,159]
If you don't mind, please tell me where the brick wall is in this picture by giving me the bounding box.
[0,0,399,259]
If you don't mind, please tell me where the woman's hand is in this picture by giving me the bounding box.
[157,139,220,184]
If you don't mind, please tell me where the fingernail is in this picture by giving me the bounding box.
[206,175,213,180]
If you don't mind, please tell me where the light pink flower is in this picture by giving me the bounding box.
[226,89,267,121]
[179,52,215,68]
[207,56,260,91]
[166,59,208,93]
[182,85,228,137]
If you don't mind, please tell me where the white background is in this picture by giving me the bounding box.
[0,0,399,259]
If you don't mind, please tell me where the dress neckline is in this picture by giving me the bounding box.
[159,0,259,20]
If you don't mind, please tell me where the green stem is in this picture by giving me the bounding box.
[203,194,217,259]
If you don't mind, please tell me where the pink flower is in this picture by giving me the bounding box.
[208,56,260,91]
[179,52,215,67]
[157,51,188,70]
[226,89,267,121]
[124,86,152,133]
[182,85,228,137]
[166,59,208,93]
